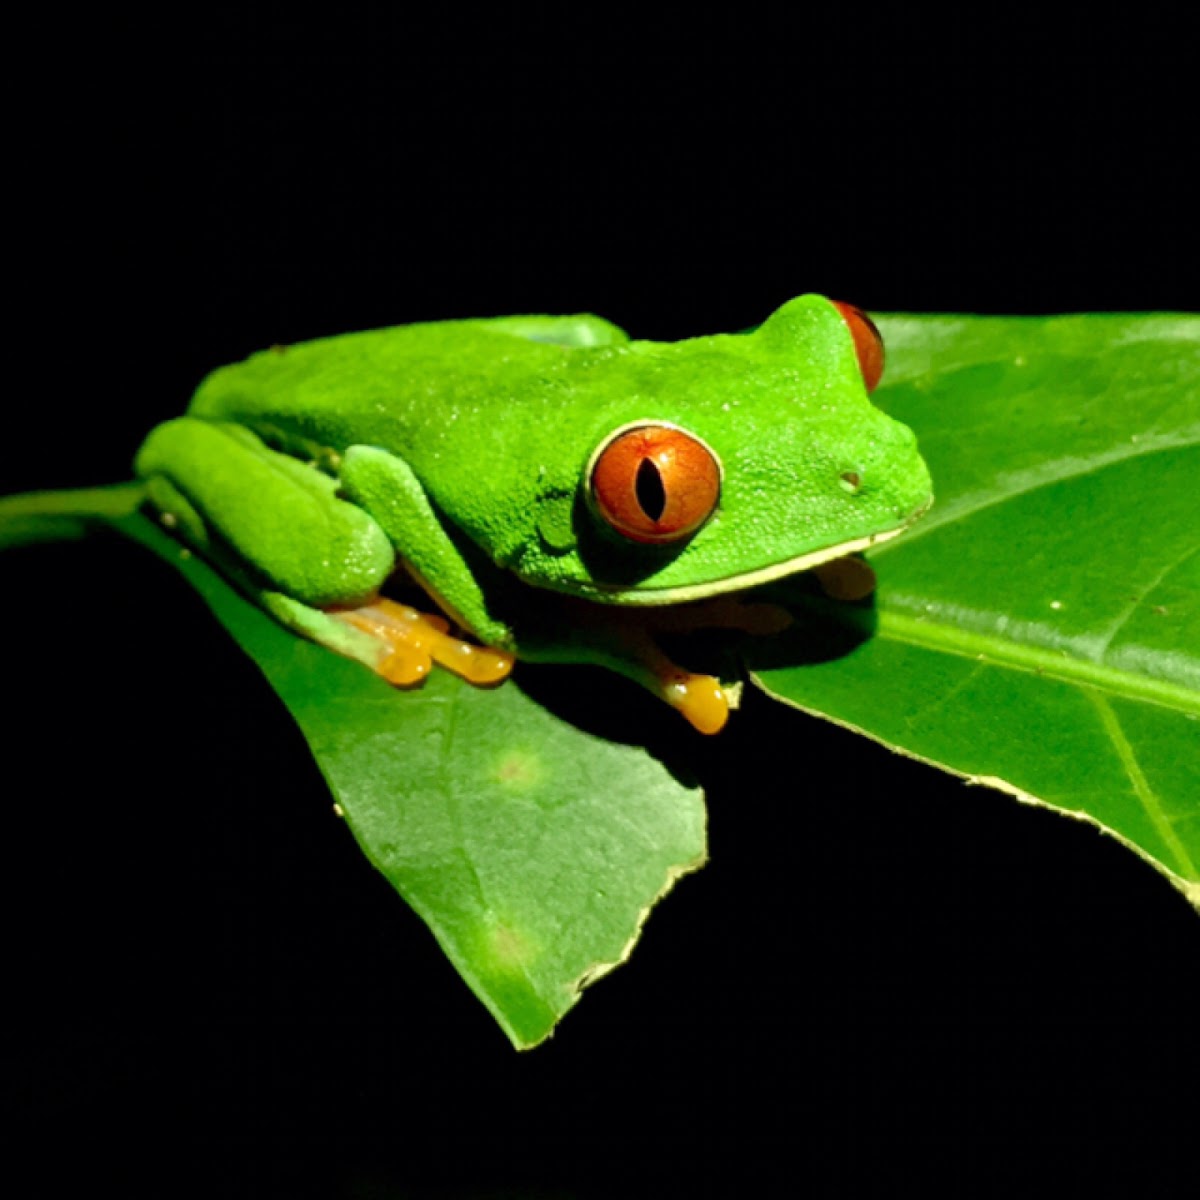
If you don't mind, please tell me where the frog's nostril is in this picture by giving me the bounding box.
[839,470,863,494]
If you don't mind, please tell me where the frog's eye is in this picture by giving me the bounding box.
[832,301,885,392]
[589,423,721,544]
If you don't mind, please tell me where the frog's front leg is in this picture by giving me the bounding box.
[337,445,753,732]
[322,596,513,687]
[135,419,512,687]
[335,444,737,729]
[335,443,520,648]
[585,620,733,735]
[516,595,793,735]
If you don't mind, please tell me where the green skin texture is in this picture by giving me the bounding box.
[134,295,933,689]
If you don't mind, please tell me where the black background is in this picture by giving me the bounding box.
[4,12,1197,1198]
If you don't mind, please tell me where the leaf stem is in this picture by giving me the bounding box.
[0,482,147,549]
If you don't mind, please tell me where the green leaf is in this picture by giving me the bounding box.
[4,312,1195,1048]
[0,493,705,1049]
[0,483,145,550]
[751,313,1200,909]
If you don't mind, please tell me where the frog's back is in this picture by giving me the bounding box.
[186,317,621,456]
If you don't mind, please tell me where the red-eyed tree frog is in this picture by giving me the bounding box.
[135,295,932,733]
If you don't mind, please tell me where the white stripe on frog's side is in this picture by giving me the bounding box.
[576,510,932,606]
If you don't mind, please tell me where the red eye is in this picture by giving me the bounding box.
[589,424,721,544]
[832,301,885,392]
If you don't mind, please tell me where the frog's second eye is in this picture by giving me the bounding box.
[832,301,885,392]
[589,424,721,544]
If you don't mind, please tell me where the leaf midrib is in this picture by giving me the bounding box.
[877,604,1200,718]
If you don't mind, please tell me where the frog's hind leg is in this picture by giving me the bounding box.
[137,419,513,689]
[136,418,395,608]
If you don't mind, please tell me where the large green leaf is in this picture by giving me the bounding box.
[3,312,1195,1050]
[752,313,1200,908]
[0,490,706,1050]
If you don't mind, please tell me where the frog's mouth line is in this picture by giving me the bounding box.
[578,496,934,606]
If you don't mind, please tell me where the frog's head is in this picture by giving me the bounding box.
[521,294,932,603]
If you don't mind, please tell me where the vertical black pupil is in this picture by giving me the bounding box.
[635,457,667,521]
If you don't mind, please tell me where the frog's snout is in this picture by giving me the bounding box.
[839,418,932,522]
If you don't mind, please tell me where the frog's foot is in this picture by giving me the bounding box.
[328,597,514,687]
[811,555,877,602]
[596,619,731,735]
[657,666,730,735]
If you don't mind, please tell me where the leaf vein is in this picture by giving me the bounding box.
[1087,690,1198,881]
[441,691,493,917]
[1092,540,1200,661]
[877,607,1200,717]
[900,659,988,732]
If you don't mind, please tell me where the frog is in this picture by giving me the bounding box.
[134,294,933,733]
